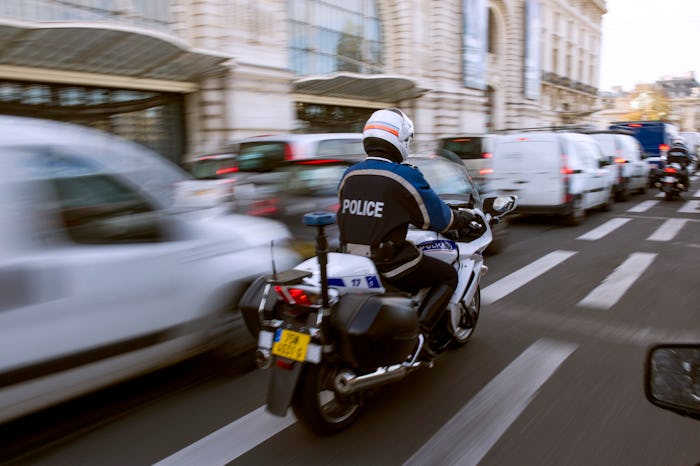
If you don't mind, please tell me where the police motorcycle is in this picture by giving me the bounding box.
[657,150,691,201]
[239,194,517,435]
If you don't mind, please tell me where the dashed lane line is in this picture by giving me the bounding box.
[627,200,659,212]
[404,339,577,466]
[577,252,657,310]
[481,250,577,305]
[647,218,689,241]
[678,200,700,214]
[153,406,296,466]
[577,218,631,241]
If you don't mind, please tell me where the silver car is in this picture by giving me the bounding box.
[0,116,299,423]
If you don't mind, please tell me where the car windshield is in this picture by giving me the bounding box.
[440,137,485,160]
[409,157,478,199]
[187,157,237,179]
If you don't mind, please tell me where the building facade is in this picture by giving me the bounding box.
[593,74,700,131]
[0,0,607,163]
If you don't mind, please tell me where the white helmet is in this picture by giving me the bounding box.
[362,108,414,161]
[672,137,687,148]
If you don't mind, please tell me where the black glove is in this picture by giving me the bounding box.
[453,210,486,239]
[451,209,476,230]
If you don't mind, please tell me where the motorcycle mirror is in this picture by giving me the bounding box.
[482,195,517,216]
[645,343,700,421]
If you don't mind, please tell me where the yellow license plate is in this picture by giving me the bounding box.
[272,329,310,362]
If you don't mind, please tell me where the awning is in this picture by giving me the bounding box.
[0,19,232,91]
[293,72,429,104]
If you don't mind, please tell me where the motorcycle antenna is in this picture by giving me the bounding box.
[270,240,278,279]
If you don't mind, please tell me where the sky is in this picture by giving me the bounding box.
[599,0,700,92]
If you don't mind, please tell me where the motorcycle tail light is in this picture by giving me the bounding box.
[274,285,316,306]
[660,144,670,152]
[276,358,295,370]
[665,167,677,173]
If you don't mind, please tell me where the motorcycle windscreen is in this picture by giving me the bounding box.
[266,358,303,416]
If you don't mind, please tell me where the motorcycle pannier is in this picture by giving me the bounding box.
[330,294,419,370]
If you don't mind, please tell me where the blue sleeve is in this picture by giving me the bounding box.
[399,165,454,232]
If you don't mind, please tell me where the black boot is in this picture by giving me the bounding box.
[416,284,454,361]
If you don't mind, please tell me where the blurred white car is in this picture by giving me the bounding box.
[0,116,299,424]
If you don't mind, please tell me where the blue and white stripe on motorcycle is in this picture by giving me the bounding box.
[328,275,382,289]
[416,239,457,252]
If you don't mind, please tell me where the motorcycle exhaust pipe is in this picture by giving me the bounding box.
[255,348,272,369]
[334,361,427,395]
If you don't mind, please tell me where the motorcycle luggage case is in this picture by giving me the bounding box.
[238,275,276,337]
[329,294,418,370]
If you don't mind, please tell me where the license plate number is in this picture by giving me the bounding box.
[272,329,310,362]
[663,176,676,183]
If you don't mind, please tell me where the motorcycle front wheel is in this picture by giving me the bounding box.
[450,285,480,347]
[292,363,362,435]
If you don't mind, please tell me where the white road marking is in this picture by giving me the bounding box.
[647,218,688,241]
[404,339,577,466]
[678,200,700,213]
[577,252,656,310]
[481,250,577,305]
[577,218,631,241]
[153,406,296,466]
[692,190,700,198]
[655,191,664,198]
[627,200,659,212]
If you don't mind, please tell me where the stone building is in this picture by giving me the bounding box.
[0,0,607,163]
[593,74,700,131]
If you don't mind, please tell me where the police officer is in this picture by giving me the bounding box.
[667,138,691,190]
[337,108,482,360]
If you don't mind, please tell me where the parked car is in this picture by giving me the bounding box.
[408,153,510,254]
[585,130,649,201]
[489,131,615,225]
[436,134,495,191]
[0,115,299,424]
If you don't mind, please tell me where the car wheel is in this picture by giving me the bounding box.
[615,185,630,202]
[563,198,585,226]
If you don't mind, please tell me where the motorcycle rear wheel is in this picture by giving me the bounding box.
[450,285,480,347]
[292,363,361,435]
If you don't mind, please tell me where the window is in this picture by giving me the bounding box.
[488,8,497,54]
[288,0,382,76]
[27,152,167,244]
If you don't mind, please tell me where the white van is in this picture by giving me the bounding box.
[587,130,649,201]
[436,134,495,191]
[489,132,615,225]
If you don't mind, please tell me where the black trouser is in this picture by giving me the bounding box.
[387,255,458,294]
[386,255,458,336]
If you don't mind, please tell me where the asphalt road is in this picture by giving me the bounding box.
[3,183,700,466]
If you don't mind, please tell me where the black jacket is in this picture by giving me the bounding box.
[337,155,457,279]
